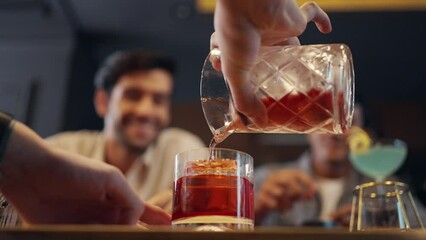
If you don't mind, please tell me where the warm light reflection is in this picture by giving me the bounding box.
[196,0,426,13]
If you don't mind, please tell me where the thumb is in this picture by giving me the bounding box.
[139,202,171,225]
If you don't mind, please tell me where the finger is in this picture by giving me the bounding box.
[208,48,222,72]
[139,202,171,225]
[104,169,144,224]
[300,2,332,34]
[339,216,351,227]
[285,37,301,46]
[262,178,285,197]
[332,208,352,227]
[116,201,143,225]
[228,78,268,127]
[256,193,277,210]
[221,55,269,127]
[266,0,306,36]
[261,175,297,210]
[207,47,268,126]
[210,32,218,50]
[331,204,352,220]
[273,171,316,200]
[294,172,317,198]
[214,7,268,127]
[266,183,293,210]
[136,221,150,229]
[259,176,296,209]
[209,33,222,71]
[282,178,304,200]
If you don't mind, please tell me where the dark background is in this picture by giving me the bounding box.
[0,0,425,202]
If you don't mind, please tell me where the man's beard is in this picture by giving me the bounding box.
[117,131,156,155]
[115,114,164,154]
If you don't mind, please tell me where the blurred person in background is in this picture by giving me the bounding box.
[254,104,377,227]
[46,50,205,213]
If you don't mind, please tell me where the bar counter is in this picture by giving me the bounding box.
[0,226,425,240]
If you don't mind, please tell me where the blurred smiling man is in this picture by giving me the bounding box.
[97,54,174,170]
[47,50,205,211]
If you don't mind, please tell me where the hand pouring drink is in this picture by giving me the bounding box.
[201,44,355,144]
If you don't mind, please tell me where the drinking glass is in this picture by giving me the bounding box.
[350,139,407,182]
[350,181,423,232]
[172,148,254,231]
[201,44,355,143]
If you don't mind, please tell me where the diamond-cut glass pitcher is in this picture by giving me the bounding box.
[201,44,355,143]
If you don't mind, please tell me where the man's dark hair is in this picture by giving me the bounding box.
[94,50,176,93]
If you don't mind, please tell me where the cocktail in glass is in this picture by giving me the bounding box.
[172,148,254,230]
[350,139,407,182]
[348,135,423,231]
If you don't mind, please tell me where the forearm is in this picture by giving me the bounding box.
[0,117,155,225]
[0,121,51,193]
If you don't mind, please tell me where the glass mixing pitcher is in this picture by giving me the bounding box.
[201,44,355,143]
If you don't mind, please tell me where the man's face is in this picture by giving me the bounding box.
[103,69,172,152]
[308,134,350,178]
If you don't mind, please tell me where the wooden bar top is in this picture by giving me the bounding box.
[0,226,425,240]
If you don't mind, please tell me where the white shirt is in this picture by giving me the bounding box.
[46,127,205,211]
[316,176,345,221]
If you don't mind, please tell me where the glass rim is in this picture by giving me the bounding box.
[175,147,252,160]
[207,43,351,55]
[174,147,253,179]
[353,181,409,194]
[370,138,407,147]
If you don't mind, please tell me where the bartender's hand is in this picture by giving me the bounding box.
[0,122,170,225]
[255,169,317,222]
[213,0,332,126]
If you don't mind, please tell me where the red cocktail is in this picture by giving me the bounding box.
[172,174,254,221]
[261,88,347,133]
[172,149,254,230]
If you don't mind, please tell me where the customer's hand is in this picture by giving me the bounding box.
[255,169,317,222]
[331,204,352,227]
[213,0,332,126]
[0,122,170,225]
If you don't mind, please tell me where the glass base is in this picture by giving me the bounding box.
[172,215,254,231]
